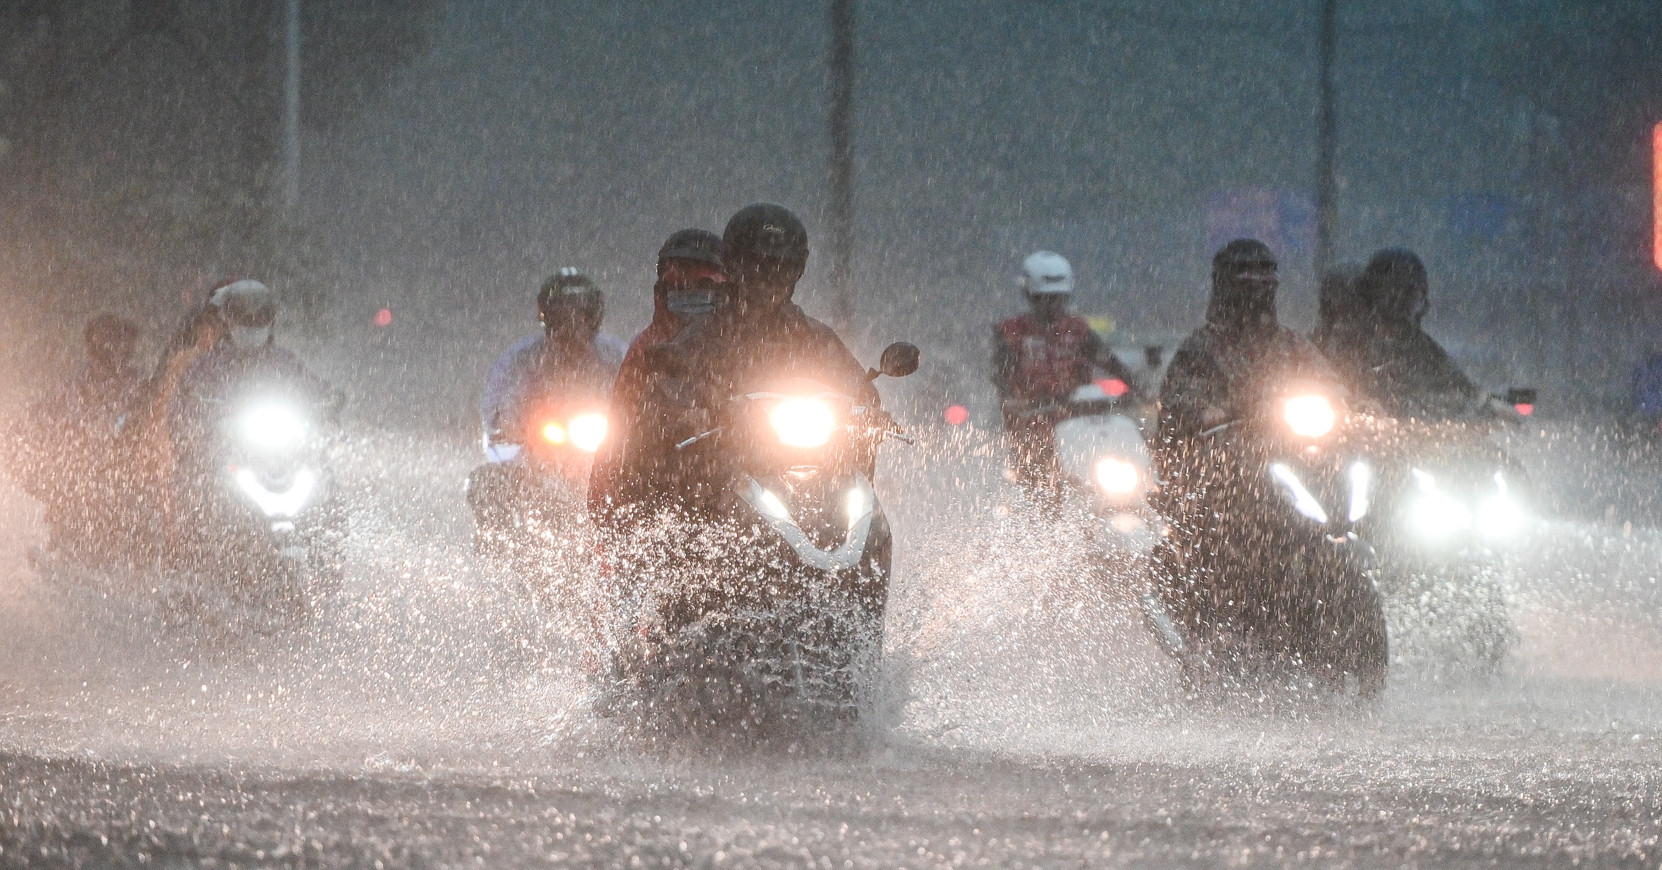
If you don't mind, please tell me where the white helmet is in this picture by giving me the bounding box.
[209,278,277,350]
[1019,251,1073,296]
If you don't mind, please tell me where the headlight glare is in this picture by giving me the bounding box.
[1407,469,1471,540]
[1093,457,1141,495]
[240,402,309,451]
[1282,394,1336,438]
[769,398,836,448]
[568,413,608,453]
[1475,495,1525,540]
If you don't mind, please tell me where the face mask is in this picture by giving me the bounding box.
[229,325,271,350]
[667,288,718,317]
[1209,268,1279,329]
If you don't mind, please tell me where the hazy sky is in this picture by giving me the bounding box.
[297,0,1655,420]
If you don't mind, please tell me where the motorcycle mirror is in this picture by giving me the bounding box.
[877,342,921,379]
[1502,387,1537,407]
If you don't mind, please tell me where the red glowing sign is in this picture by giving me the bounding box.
[1654,122,1662,271]
[1096,378,1130,398]
[943,404,969,426]
[373,308,393,327]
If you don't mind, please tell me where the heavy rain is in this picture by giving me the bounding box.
[2,1,1661,867]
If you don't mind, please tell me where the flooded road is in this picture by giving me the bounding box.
[1,426,1660,868]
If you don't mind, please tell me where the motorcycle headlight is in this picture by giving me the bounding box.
[1475,472,1526,540]
[568,413,608,453]
[1475,496,1525,540]
[240,402,309,451]
[1093,457,1141,496]
[1407,469,1471,540]
[1282,394,1336,438]
[769,398,836,448]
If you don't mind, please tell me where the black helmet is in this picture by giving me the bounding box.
[657,228,723,272]
[1206,239,1279,330]
[538,267,603,329]
[1359,248,1429,327]
[721,203,808,287]
[1211,238,1278,277]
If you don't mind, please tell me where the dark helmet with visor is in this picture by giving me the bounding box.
[538,267,603,334]
[1360,248,1430,328]
[721,203,808,288]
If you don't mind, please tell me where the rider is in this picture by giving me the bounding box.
[1348,248,1497,422]
[166,280,338,553]
[587,229,726,530]
[992,250,1140,497]
[479,268,626,450]
[72,314,146,424]
[7,314,145,555]
[614,203,878,519]
[1157,239,1336,451]
[468,269,625,545]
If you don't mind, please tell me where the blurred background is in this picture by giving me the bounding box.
[2,0,1659,430]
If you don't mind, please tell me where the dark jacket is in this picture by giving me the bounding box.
[169,344,338,472]
[587,299,690,525]
[1158,321,1335,446]
[1344,327,1483,422]
[7,364,144,507]
[598,297,876,526]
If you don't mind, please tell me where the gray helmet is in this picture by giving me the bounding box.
[209,278,276,350]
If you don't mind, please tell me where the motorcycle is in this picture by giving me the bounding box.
[1144,379,1389,699]
[610,342,920,735]
[466,396,609,566]
[172,388,345,622]
[1051,380,1162,554]
[1361,389,1536,674]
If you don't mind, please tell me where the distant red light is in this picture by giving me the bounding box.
[1654,122,1662,271]
[1096,378,1130,398]
[1514,403,1534,417]
[944,404,969,426]
[373,308,393,327]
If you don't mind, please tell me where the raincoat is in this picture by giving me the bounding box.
[480,332,626,440]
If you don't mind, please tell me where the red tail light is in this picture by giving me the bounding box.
[1096,378,1130,398]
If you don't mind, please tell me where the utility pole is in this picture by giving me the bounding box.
[1314,0,1337,280]
[281,0,301,212]
[827,0,856,330]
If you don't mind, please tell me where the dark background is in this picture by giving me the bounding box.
[3,0,1659,429]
